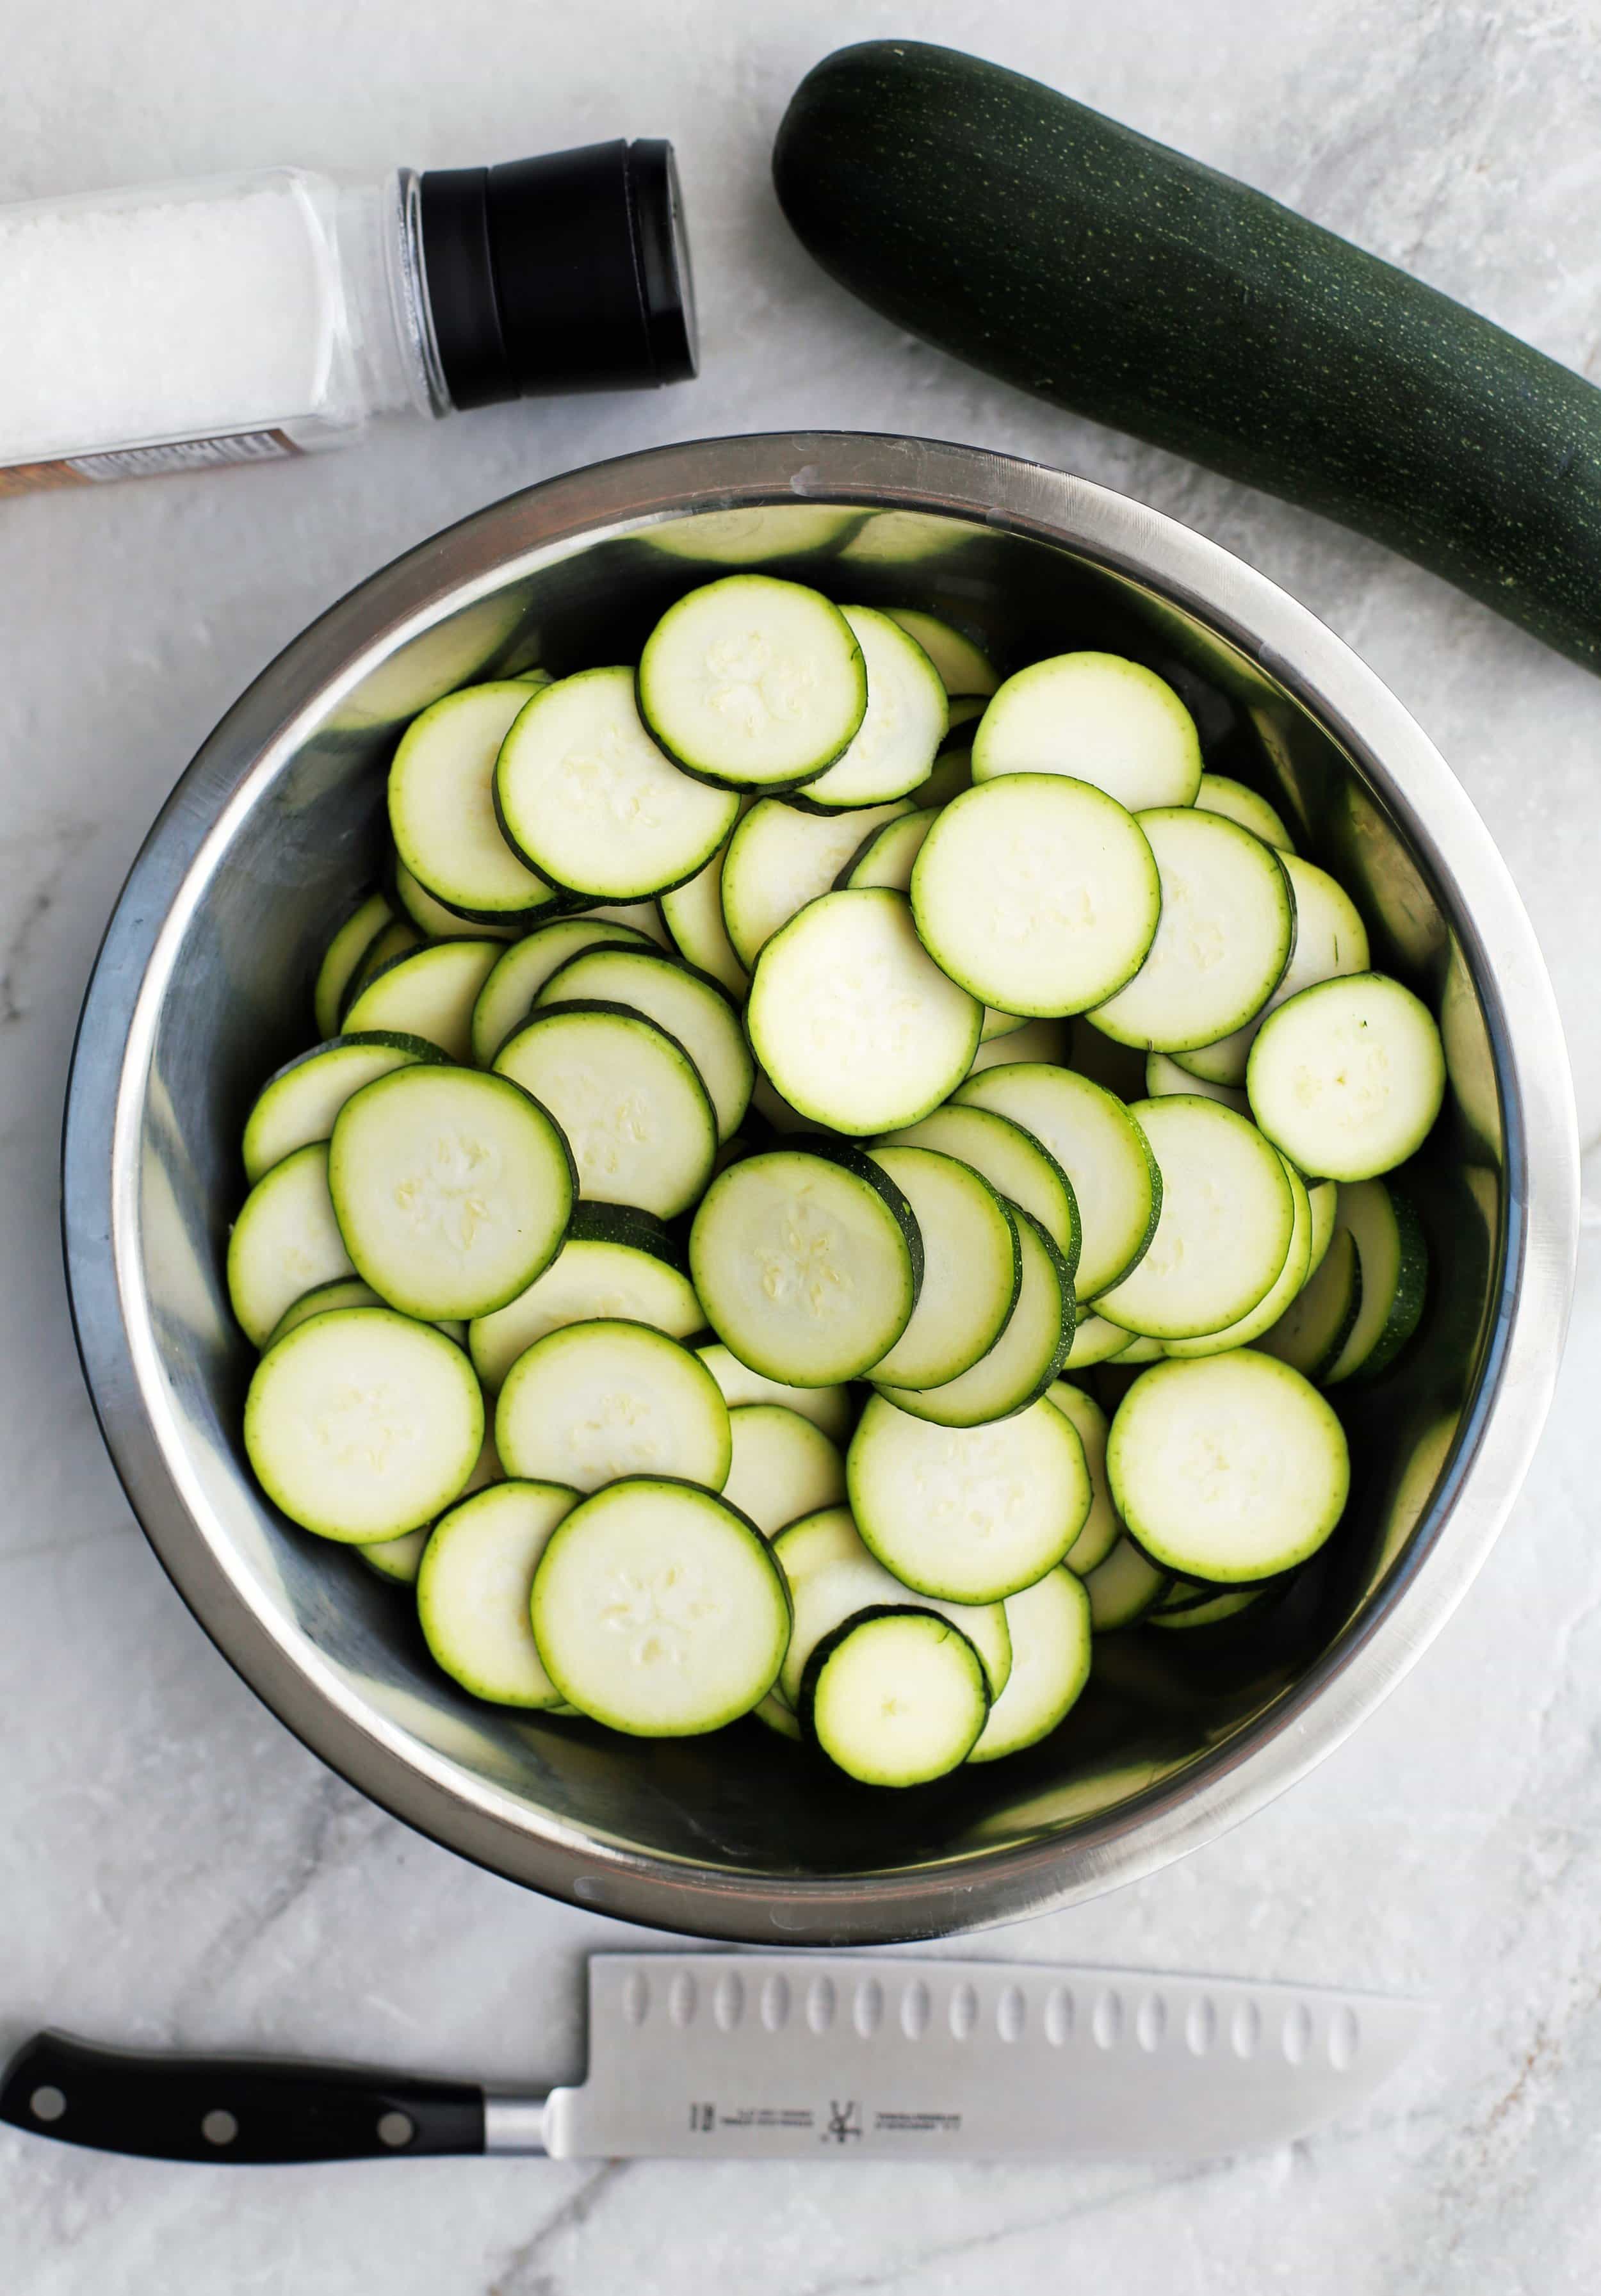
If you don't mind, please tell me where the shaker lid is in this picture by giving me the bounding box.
[418,139,697,410]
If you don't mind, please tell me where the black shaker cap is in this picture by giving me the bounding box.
[418,138,697,411]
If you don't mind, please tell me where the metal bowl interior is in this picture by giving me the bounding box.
[63,434,1577,1945]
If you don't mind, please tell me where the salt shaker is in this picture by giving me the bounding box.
[0,140,695,493]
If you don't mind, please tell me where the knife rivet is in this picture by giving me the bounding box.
[378,2111,415,2149]
[29,2086,66,2122]
[201,2110,238,2146]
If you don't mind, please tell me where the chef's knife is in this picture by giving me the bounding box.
[0,1955,1425,2164]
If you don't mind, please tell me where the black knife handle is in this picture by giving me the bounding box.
[0,2031,487,2163]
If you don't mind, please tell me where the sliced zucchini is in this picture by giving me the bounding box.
[836,805,936,890]
[264,1275,384,1350]
[495,665,739,899]
[1323,1178,1429,1385]
[314,890,392,1039]
[419,1479,580,1707]
[1046,1381,1122,1576]
[571,900,674,950]
[637,574,867,791]
[344,940,504,1066]
[882,608,998,696]
[1176,854,1370,1086]
[1257,1226,1363,1380]
[954,1063,1160,1300]
[694,1342,855,1442]
[537,946,753,1143]
[494,1004,717,1219]
[1163,1157,1313,1358]
[496,1319,731,1492]
[722,1403,847,1538]
[361,1429,502,1583]
[873,1208,1072,1428]
[848,1392,1091,1602]
[688,1144,922,1385]
[863,1146,1020,1388]
[911,774,1160,1016]
[469,1204,701,1390]
[1087,810,1294,1052]
[803,1608,989,1786]
[242,1032,444,1185]
[970,651,1201,810]
[747,888,981,1136]
[1194,773,1295,851]
[967,1013,1071,1073]
[1148,1586,1267,1630]
[1061,1310,1136,1371]
[1304,1178,1340,1284]
[966,1569,1092,1763]
[1144,1049,1249,1116]
[245,1308,484,1542]
[1094,1098,1296,1341]
[791,605,946,807]
[752,1689,805,1741]
[719,794,914,970]
[874,1102,1078,1264]
[393,863,524,942]
[339,916,423,1018]
[227,1141,356,1347]
[329,1066,574,1321]
[1083,1535,1170,1631]
[1107,1351,1349,1582]
[388,682,567,922]
[772,1504,1010,1704]
[659,824,751,1002]
[469,916,654,1068]
[530,1478,790,1734]
[1106,1332,1164,1364]
[1247,972,1447,1182]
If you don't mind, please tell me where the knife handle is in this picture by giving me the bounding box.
[0,2031,488,2163]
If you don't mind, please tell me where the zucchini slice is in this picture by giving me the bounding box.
[790,605,946,808]
[245,1308,484,1542]
[470,916,655,1068]
[971,652,1203,811]
[911,774,1160,1017]
[955,1063,1162,1299]
[329,1066,574,1321]
[496,1319,732,1493]
[719,793,914,970]
[836,805,936,890]
[1061,1310,1137,1372]
[1304,1178,1341,1285]
[874,1101,1078,1265]
[393,863,524,943]
[1247,972,1447,1182]
[1194,774,1296,852]
[339,917,423,1020]
[1094,1098,1296,1341]
[882,608,999,697]
[1087,810,1295,1053]
[863,1146,1020,1388]
[659,824,752,1002]
[538,946,753,1143]
[418,1479,580,1707]
[495,666,739,898]
[694,1341,856,1442]
[1107,1351,1349,1583]
[264,1275,384,1350]
[227,1141,356,1348]
[966,1568,1092,1763]
[772,1504,1010,1704]
[1323,1178,1429,1385]
[747,888,981,1136]
[530,1478,791,1734]
[494,1004,717,1219]
[1176,854,1370,1087]
[849,1392,1091,1604]
[722,1403,847,1538]
[242,1032,445,1185]
[468,1204,701,1390]
[343,940,504,1066]
[387,682,567,923]
[1083,1534,1170,1631]
[1047,1381,1123,1576]
[637,574,868,790]
[1163,1156,1313,1358]
[802,1608,989,1786]
[688,1144,922,1385]
[1257,1225,1363,1380]
[873,1207,1073,1428]
[313,890,392,1040]
[1148,1585,1266,1630]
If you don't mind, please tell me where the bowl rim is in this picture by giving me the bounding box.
[61,430,1580,1944]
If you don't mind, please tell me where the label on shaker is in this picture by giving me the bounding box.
[0,428,301,493]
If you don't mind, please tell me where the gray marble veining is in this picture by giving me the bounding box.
[3,0,1601,2288]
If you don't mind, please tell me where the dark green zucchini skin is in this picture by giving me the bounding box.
[774,40,1601,672]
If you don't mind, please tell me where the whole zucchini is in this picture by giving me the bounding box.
[774,40,1601,674]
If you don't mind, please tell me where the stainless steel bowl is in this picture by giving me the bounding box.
[63,432,1578,1945]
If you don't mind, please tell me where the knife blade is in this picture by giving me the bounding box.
[0,1955,1427,2166]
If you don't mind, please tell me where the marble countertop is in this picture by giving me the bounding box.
[4,1,1600,2288]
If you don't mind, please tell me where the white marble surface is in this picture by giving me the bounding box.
[3,1,1600,2287]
